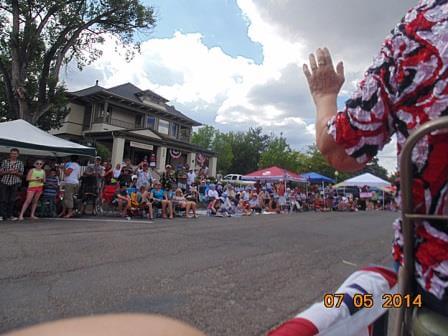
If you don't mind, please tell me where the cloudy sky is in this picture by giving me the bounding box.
[62,0,417,173]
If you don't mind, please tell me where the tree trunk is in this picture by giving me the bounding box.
[10,0,31,121]
[17,94,31,122]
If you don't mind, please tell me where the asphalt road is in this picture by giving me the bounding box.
[0,211,398,335]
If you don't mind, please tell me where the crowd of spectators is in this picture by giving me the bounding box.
[0,148,395,222]
[201,181,394,217]
[0,149,207,221]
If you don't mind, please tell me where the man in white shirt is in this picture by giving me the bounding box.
[207,184,219,200]
[187,168,196,190]
[202,165,209,178]
[241,190,249,201]
[122,158,135,174]
[136,163,152,189]
[61,155,81,218]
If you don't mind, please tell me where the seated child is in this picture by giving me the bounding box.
[219,193,234,216]
[259,188,271,210]
[150,181,173,219]
[186,186,199,204]
[249,193,262,213]
[208,198,223,217]
[270,192,280,213]
[128,187,142,217]
[236,199,252,216]
[140,185,154,220]
[172,188,197,218]
[113,182,131,218]
[198,181,207,203]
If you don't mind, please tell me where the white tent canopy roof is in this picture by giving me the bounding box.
[334,173,391,188]
[0,119,95,157]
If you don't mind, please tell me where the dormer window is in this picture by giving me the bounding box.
[146,116,157,130]
[180,126,191,142]
[141,96,160,106]
[136,90,169,112]
[158,119,169,134]
[170,122,179,138]
[93,103,105,122]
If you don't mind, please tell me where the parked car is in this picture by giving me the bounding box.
[334,186,360,198]
[221,174,255,186]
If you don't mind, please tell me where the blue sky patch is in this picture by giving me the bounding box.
[144,0,263,64]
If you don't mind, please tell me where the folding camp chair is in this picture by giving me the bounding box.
[395,116,448,336]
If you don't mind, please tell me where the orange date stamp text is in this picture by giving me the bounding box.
[323,293,422,309]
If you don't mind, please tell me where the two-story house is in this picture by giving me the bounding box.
[52,82,217,175]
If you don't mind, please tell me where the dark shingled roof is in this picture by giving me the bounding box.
[70,85,106,97]
[68,82,201,126]
[107,83,144,103]
[107,83,169,104]
[165,105,198,124]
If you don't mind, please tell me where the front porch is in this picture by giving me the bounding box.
[86,129,217,176]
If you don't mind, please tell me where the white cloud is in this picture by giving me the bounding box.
[63,0,408,173]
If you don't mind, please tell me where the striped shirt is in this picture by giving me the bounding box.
[43,175,60,198]
[0,159,24,186]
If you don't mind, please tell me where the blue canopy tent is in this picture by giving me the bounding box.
[301,172,335,208]
[301,172,335,184]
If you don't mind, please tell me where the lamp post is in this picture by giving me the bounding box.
[334,171,339,183]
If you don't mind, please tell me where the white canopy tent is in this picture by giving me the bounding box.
[333,173,391,209]
[0,119,95,157]
[334,173,391,189]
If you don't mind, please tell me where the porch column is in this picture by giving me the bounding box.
[156,146,167,172]
[111,137,125,167]
[209,156,217,177]
[187,152,196,169]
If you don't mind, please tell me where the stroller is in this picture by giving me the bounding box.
[77,174,101,215]
[36,195,58,218]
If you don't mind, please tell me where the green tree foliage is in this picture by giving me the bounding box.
[227,128,269,174]
[359,157,389,181]
[302,144,336,177]
[212,131,233,174]
[302,144,353,181]
[259,133,297,171]
[96,143,111,161]
[291,151,310,174]
[191,127,391,179]
[243,127,269,172]
[191,125,216,150]
[0,0,156,130]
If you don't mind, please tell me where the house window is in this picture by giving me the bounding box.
[136,115,144,128]
[93,103,105,122]
[170,122,179,138]
[158,119,169,134]
[105,104,112,123]
[180,126,191,141]
[146,116,157,130]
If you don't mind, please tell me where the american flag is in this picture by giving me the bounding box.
[268,267,398,336]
